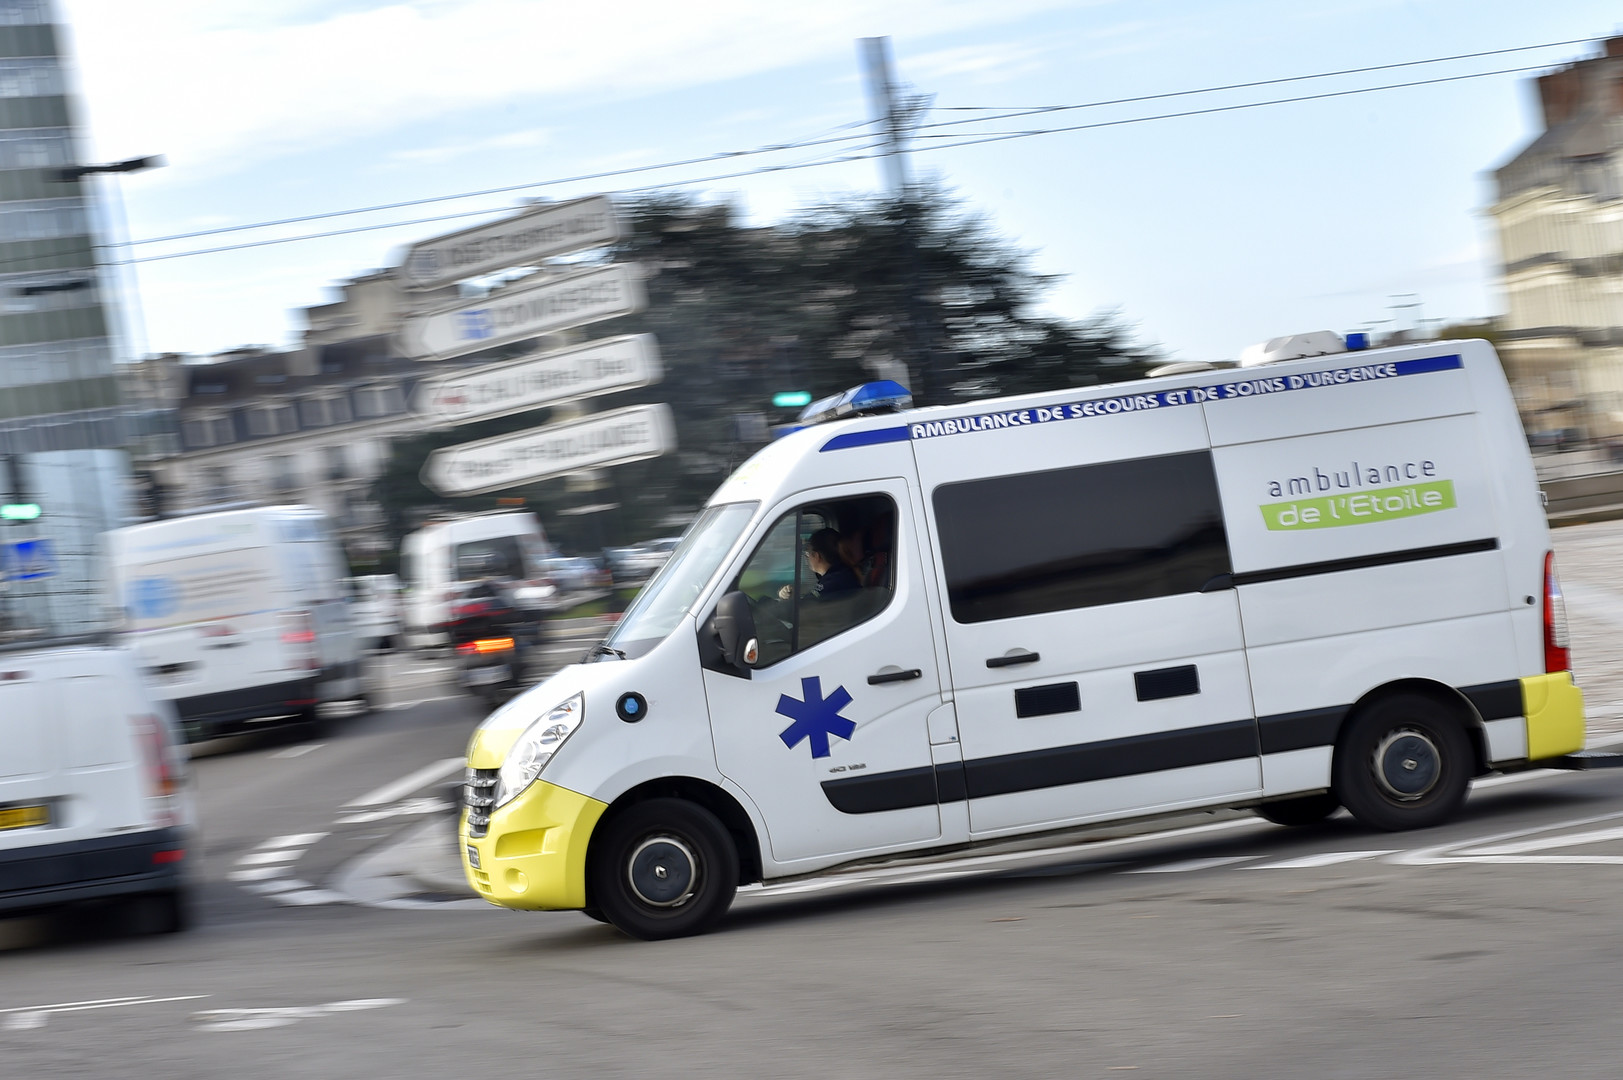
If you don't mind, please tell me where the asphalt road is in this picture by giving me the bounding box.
[6,533,1623,1079]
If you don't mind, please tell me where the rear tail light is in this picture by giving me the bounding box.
[1543,550,1570,674]
[133,713,185,826]
[457,637,516,655]
[279,610,320,670]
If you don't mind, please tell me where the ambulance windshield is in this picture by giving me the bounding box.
[602,501,758,658]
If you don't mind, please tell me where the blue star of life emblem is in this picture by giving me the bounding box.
[776,676,856,759]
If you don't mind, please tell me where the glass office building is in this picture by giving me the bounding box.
[0,0,130,640]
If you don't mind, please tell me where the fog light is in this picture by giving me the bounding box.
[505,868,528,894]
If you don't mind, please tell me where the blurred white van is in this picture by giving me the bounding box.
[106,506,361,742]
[0,640,197,932]
[400,511,559,647]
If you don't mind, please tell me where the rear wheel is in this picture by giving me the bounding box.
[1257,792,1339,827]
[588,798,738,940]
[1333,691,1473,831]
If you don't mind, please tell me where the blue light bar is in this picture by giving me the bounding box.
[797,380,912,426]
[1345,332,1370,351]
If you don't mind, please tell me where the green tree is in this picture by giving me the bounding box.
[372,187,1158,553]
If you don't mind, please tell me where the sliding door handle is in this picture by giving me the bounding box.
[868,667,923,685]
[986,650,1040,668]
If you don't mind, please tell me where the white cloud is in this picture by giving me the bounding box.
[387,126,552,166]
[57,0,1091,184]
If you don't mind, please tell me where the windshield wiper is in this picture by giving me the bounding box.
[587,641,626,661]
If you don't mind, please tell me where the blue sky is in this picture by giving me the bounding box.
[56,0,1623,367]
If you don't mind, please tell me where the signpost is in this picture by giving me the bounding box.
[410,334,661,426]
[421,404,676,497]
[0,537,56,581]
[400,264,646,362]
[399,195,620,291]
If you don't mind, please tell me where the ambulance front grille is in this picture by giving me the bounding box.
[464,768,498,838]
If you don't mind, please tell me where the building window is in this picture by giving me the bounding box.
[300,398,328,427]
[329,396,352,424]
[209,415,234,446]
[325,444,348,482]
[247,408,274,437]
[273,405,298,433]
[932,451,1233,624]
[0,59,62,98]
[181,418,210,449]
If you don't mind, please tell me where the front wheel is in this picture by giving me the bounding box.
[1333,692,1473,831]
[588,798,738,940]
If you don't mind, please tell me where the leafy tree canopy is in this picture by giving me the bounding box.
[372,187,1159,557]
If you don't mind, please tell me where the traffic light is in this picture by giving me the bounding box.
[772,391,812,409]
[1,503,40,521]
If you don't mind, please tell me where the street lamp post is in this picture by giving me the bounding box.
[50,154,165,366]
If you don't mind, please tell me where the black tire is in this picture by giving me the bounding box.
[1333,692,1473,831]
[588,798,738,940]
[1257,792,1340,827]
[581,907,611,924]
[122,887,191,935]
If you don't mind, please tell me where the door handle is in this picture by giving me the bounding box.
[986,650,1040,668]
[867,668,923,685]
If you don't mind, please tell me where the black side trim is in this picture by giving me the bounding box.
[1461,679,1523,721]
[964,719,1258,799]
[935,761,967,804]
[821,766,938,814]
[0,826,187,911]
[821,719,1260,815]
[1135,665,1200,702]
[1015,682,1080,718]
[1258,706,1347,754]
[1231,538,1499,587]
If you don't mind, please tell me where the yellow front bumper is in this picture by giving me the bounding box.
[460,780,608,911]
[1524,671,1586,761]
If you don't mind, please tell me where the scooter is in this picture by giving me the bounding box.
[446,579,536,706]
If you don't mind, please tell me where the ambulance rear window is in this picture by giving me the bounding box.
[933,450,1231,623]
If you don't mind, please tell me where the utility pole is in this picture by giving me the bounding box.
[858,37,939,404]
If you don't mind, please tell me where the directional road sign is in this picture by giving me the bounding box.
[1,537,56,581]
[399,195,620,291]
[410,334,661,426]
[401,264,645,362]
[421,404,676,497]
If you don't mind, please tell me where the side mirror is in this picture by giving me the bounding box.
[712,591,759,669]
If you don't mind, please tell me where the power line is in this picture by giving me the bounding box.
[924,36,1597,127]
[905,62,1555,150]
[120,36,1593,255]
[131,119,883,248]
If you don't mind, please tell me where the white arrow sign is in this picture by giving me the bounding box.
[401,263,645,362]
[411,334,661,426]
[399,195,620,291]
[422,404,676,497]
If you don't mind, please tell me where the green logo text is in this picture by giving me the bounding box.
[1260,480,1456,531]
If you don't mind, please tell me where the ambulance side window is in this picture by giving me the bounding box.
[933,450,1232,624]
[730,494,896,666]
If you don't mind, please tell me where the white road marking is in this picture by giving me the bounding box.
[343,757,465,808]
[274,889,349,906]
[243,878,313,895]
[335,796,454,826]
[2,995,209,1030]
[1243,850,1397,870]
[1127,856,1256,874]
[1392,807,1623,866]
[259,833,329,850]
[271,743,325,759]
[194,998,402,1032]
[235,849,302,866]
[227,866,290,882]
[1466,823,1623,856]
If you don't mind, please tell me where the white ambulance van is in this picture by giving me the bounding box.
[459,335,1589,939]
[106,506,361,742]
[0,640,196,932]
[400,511,558,647]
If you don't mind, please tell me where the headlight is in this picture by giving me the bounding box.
[493,693,584,808]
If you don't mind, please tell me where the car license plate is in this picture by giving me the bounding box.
[0,804,49,831]
[466,845,481,869]
[464,665,509,686]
